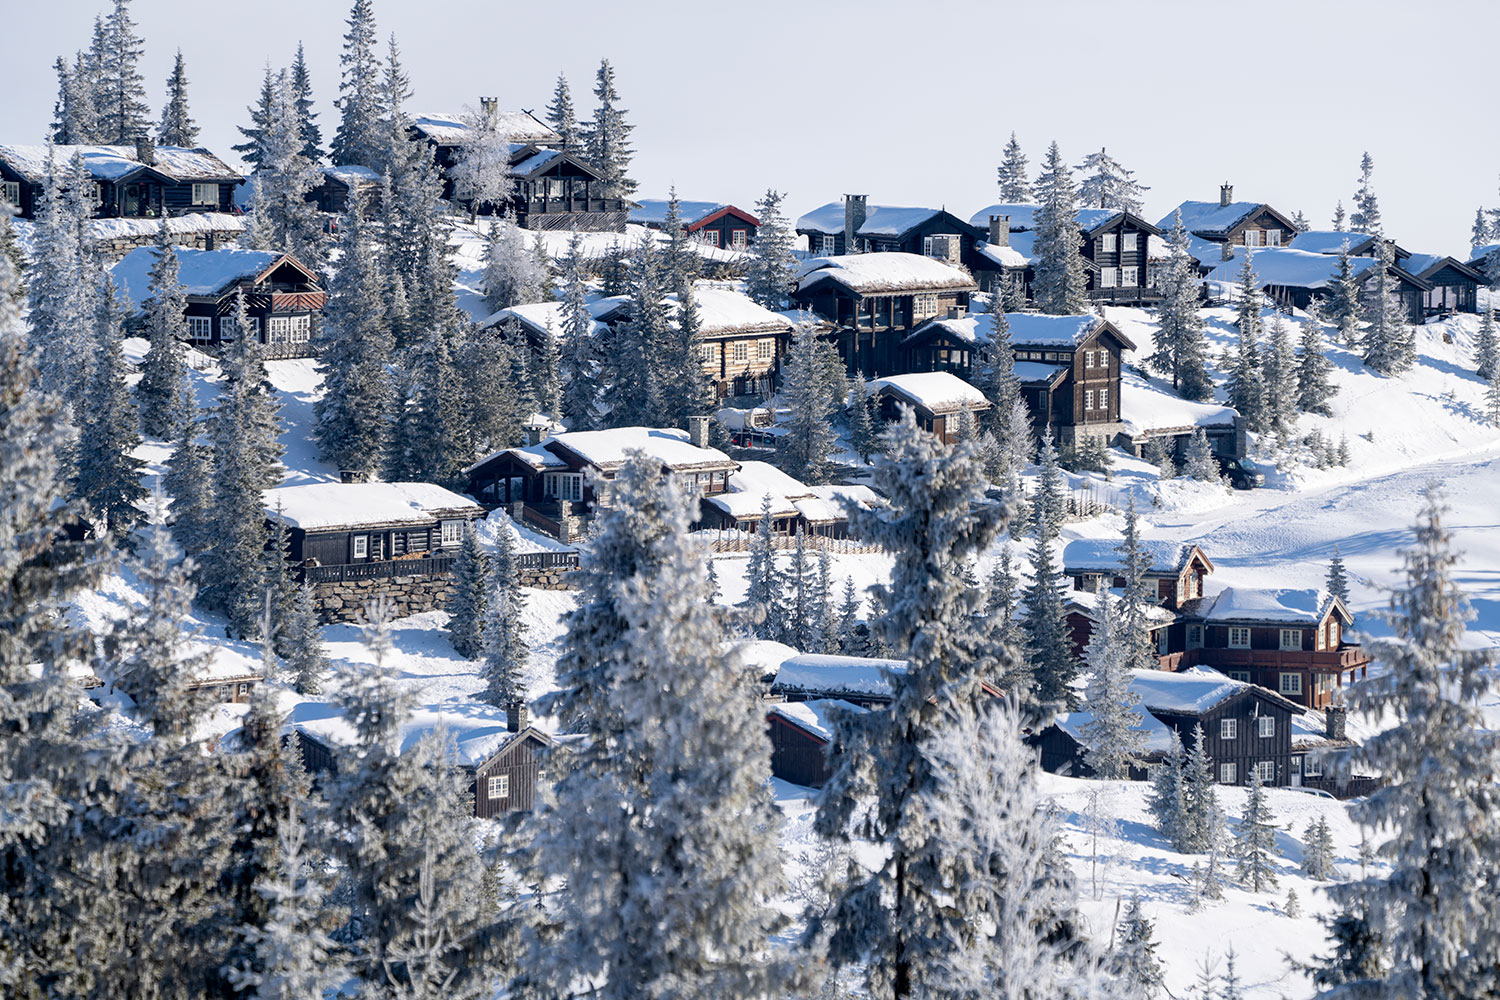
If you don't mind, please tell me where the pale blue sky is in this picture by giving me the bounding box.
[4,0,1494,252]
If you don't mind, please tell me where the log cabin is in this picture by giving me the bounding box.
[1399,253,1482,316]
[1205,247,1429,324]
[630,199,760,250]
[795,196,988,272]
[0,137,242,220]
[766,699,867,788]
[697,460,881,537]
[1156,185,1300,254]
[308,164,380,215]
[1117,369,1248,461]
[1465,243,1499,287]
[111,246,326,358]
[1030,701,1179,781]
[1007,313,1136,449]
[1063,539,1215,610]
[408,107,559,204]
[966,205,1164,305]
[792,252,977,378]
[867,371,990,445]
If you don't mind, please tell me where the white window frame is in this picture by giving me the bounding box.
[1101,233,1117,253]
[1084,350,1095,369]
[1120,232,1138,252]
[1303,754,1322,776]
[1221,719,1238,740]
[190,182,218,206]
[757,339,774,361]
[1098,387,1109,411]
[1280,628,1302,651]
[1228,626,1252,649]
[186,315,213,341]
[267,316,292,343]
[1099,267,1117,289]
[1266,229,1282,247]
[545,473,583,503]
[1280,672,1303,696]
[1258,716,1275,738]
[439,520,462,547]
[352,535,369,560]
[1220,762,1238,785]
[730,228,748,250]
[731,341,749,363]
[698,342,717,364]
[819,233,839,255]
[1188,625,1204,647]
[701,229,720,247]
[0,180,19,208]
[1227,669,1251,682]
[487,774,510,798]
[1120,266,1139,287]
[1084,389,1095,411]
[1243,229,1263,247]
[1255,761,1275,784]
[289,315,311,342]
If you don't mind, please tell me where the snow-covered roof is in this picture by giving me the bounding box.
[288,700,545,768]
[111,246,285,311]
[320,164,380,187]
[903,314,984,346]
[509,148,572,177]
[1205,247,1379,291]
[1007,313,1104,347]
[1013,362,1068,386]
[767,698,868,743]
[1061,538,1207,576]
[1400,253,1479,282]
[1063,585,1178,626]
[809,483,881,509]
[411,111,559,145]
[1054,704,1178,755]
[629,199,753,227]
[478,300,605,338]
[795,202,946,237]
[548,426,734,470]
[263,482,483,530]
[592,285,791,338]
[976,240,1031,269]
[796,253,977,294]
[0,143,241,184]
[967,204,1132,233]
[1118,370,1240,435]
[1129,667,1263,715]
[1185,586,1335,625]
[705,460,809,520]
[772,653,908,700]
[1287,230,1378,255]
[869,372,989,413]
[1156,200,1266,238]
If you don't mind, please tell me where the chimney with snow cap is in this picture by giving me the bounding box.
[525,422,545,447]
[844,194,867,255]
[1220,183,1233,208]
[988,214,1010,248]
[135,135,155,165]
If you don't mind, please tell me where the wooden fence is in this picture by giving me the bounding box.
[696,530,882,556]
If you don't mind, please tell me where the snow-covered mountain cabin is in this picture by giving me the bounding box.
[696,460,880,537]
[1206,247,1428,323]
[766,698,867,788]
[868,372,989,445]
[1156,185,1299,255]
[967,205,1165,306]
[1006,313,1135,448]
[111,246,326,358]
[795,196,986,270]
[1391,253,1481,316]
[307,164,381,215]
[792,252,977,378]
[0,138,241,220]
[1063,539,1215,610]
[630,199,760,249]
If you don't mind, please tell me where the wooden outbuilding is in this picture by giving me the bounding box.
[867,371,990,445]
[766,699,866,788]
[630,199,760,250]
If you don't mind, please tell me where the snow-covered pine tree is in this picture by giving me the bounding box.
[985,546,1031,693]
[260,508,299,652]
[814,550,837,654]
[1302,815,1336,880]
[997,131,1033,204]
[289,42,323,163]
[156,49,198,147]
[1487,359,1500,428]
[71,269,146,541]
[1111,896,1166,999]
[1234,767,1280,892]
[782,525,817,650]
[375,33,415,179]
[1004,397,1036,477]
[1331,199,1347,232]
[740,496,782,641]
[480,520,529,709]
[1145,435,1176,478]
[96,0,150,143]
[545,72,580,154]
[1181,722,1219,852]
[1032,141,1089,315]
[1326,544,1350,604]
[313,193,393,478]
[451,104,514,218]
[1182,426,1222,483]
[1350,152,1382,235]
[834,575,863,655]
[1324,240,1363,348]
[234,63,277,172]
[1296,317,1337,415]
[1474,306,1498,381]
[1076,146,1149,214]
[162,417,213,571]
[531,318,563,422]
[779,321,844,484]
[521,454,798,998]
[812,407,1010,998]
[847,374,878,464]
[1362,237,1412,376]
[136,220,194,440]
[659,277,713,427]
[1261,313,1296,441]
[1079,584,1146,779]
[745,188,798,310]
[283,580,329,695]
[1320,490,1500,998]
[1116,500,1160,677]
[459,329,528,457]
[482,218,546,312]
[583,59,637,200]
[1147,738,1188,850]
[243,69,325,272]
[1033,425,1067,541]
[51,50,100,146]
[390,320,470,487]
[1226,251,1266,431]
[0,209,24,306]
[331,0,384,167]
[1150,210,1212,400]
[660,188,702,291]
[975,300,1024,454]
[558,233,599,431]
[1292,210,1310,234]
[597,235,666,427]
[24,149,85,398]
[1022,494,1075,717]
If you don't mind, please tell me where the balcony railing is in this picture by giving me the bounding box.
[520,198,626,216]
[303,550,578,584]
[1158,645,1369,672]
[245,290,328,312]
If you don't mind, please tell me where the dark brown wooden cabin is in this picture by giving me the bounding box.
[1157,186,1300,251]
[868,371,991,445]
[308,164,380,215]
[1134,669,1306,788]
[630,199,760,250]
[0,138,241,220]
[766,699,865,788]
[967,206,1163,305]
[1402,254,1482,315]
[1007,313,1136,448]
[508,145,627,232]
[1063,539,1214,612]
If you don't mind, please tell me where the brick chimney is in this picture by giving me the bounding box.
[686,414,710,449]
[135,135,155,165]
[988,214,1010,248]
[844,194,867,255]
[1219,182,1233,208]
[505,700,527,733]
[1325,704,1347,741]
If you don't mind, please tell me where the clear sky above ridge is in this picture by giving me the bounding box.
[4,0,1495,253]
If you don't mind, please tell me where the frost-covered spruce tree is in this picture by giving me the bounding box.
[985,546,1029,692]
[975,301,1025,457]
[480,521,529,709]
[814,550,837,654]
[234,64,277,171]
[1350,152,1382,235]
[1076,146,1148,214]
[51,51,100,146]
[1111,896,1166,999]
[1145,435,1176,478]
[834,575,863,655]
[1261,313,1296,440]
[1149,210,1212,400]
[1033,425,1067,541]
[584,58,636,200]
[136,220,194,439]
[1226,251,1266,431]
[740,496,782,640]
[1116,499,1158,675]
[1302,815,1336,880]
[746,187,798,309]
[0,209,25,306]
[1474,306,1499,380]
[1487,361,1500,428]
[848,374,878,463]
[71,270,145,541]
[598,235,665,427]
[452,104,514,218]
[1296,318,1337,415]
[1032,141,1089,315]
[460,330,528,456]
[1080,585,1146,779]
[284,580,328,696]
[314,193,393,478]
[243,69,325,272]
[780,321,844,484]
[558,233,599,431]
[811,408,1009,999]
[156,49,198,147]
[446,521,488,658]
[163,418,213,566]
[1234,768,1279,892]
[1326,544,1350,604]
[660,188,702,291]
[997,131,1033,203]
[1021,494,1075,718]
[1320,490,1500,999]
[25,151,88,399]
[1324,241,1362,348]
[1182,427,1222,483]
[221,297,285,489]
[521,455,797,999]
[1181,723,1219,852]
[1362,238,1412,376]
[289,42,323,163]
[782,526,816,650]
[331,0,383,167]
[260,509,299,650]
[1147,739,1187,850]
[1003,397,1035,477]
[391,320,470,487]
[660,277,713,427]
[545,72,579,153]
[96,0,149,143]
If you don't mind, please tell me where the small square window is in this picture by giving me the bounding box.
[1280,672,1303,696]
[352,535,368,559]
[1220,719,1237,740]
[1255,761,1275,783]
[1280,628,1303,651]
[731,229,748,250]
[1229,627,1251,649]
[440,520,462,546]
[1120,266,1138,287]
[1227,670,1251,682]
[1258,716,1275,738]
[0,180,19,208]
[701,230,720,247]
[1120,232,1138,252]
[487,774,510,798]
[1101,233,1117,253]
[1220,762,1238,785]
[191,182,218,206]
[819,233,839,255]
[757,339,774,360]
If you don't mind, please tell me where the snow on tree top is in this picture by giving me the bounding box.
[767,698,868,743]
[111,246,282,310]
[1119,370,1240,435]
[629,199,732,227]
[287,699,546,767]
[547,427,734,470]
[796,253,977,294]
[0,143,242,183]
[772,653,909,700]
[967,203,1122,233]
[1006,313,1104,347]
[1054,704,1177,754]
[1155,199,1266,237]
[794,202,943,237]
[410,111,559,145]
[1062,537,1204,576]
[1287,229,1379,255]
[262,482,483,530]
[1205,247,1380,291]
[869,372,988,412]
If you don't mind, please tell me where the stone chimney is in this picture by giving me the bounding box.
[843,194,867,255]
[525,422,545,447]
[479,96,499,123]
[505,700,528,733]
[135,135,155,165]
[1325,704,1348,741]
[204,230,215,252]
[1221,242,1235,262]
[947,305,962,320]
[686,414,710,449]
[1219,182,1233,208]
[988,214,1010,248]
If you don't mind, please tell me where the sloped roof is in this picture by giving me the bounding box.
[1007,313,1128,349]
[869,372,989,412]
[1205,247,1380,291]
[772,654,909,700]
[629,199,758,229]
[767,698,867,743]
[320,164,380,187]
[1156,200,1269,237]
[1118,370,1241,435]
[1053,704,1178,755]
[0,143,242,184]
[1062,538,1212,576]
[263,482,483,530]
[288,700,552,768]
[795,202,944,237]
[902,314,985,346]
[1181,586,1349,626]
[1287,229,1380,255]
[967,203,1133,234]
[796,253,977,295]
[1129,667,1304,716]
[111,247,300,311]
[1401,253,1483,283]
[592,285,792,338]
[546,426,734,471]
[478,300,605,338]
[411,111,559,145]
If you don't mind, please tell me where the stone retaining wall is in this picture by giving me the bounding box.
[310,567,575,623]
[519,566,573,590]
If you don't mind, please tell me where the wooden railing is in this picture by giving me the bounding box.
[1158,645,1369,672]
[517,551,580,571]
[697,529,880,555]
[518,505,562,538]
[305,554,457,583]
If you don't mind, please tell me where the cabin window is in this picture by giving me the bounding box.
[267,316,291,343]
[439,520,462,547]
[1120,233,1138,252]
[1085,389,1095,411]
[1258,716,1275,738]
[0,181,19,207]
[1279,672,1303,695]
[1228,627,1251,649]
[289,315,312,342]
[1156,630,1169,655]
[1266,230,1281,247]
[89,182,103,205]
[1279,628,1303,651]
[1220,719,1237,740]
[1228,670,1251,682]
[819,234,839,255]
[1084,351,1095,369]
[1255,761,1275,783]
[1101,233,1117,253]
[732,342,748,363]
[1098,387,1109,411]
[191,182,218,206]
[913,293,939,319]
[1047,352,1066,362]
[544,473,583,502]
[1243,230,1263,247]
[701,230,720,247]
[1188,625,1203,647]
[487,774,510,799]
[1220,762,1237,785]
[1120,266,1139,287]
[186,316,213,341]
[731,229,748,249]
[758,339,774,360]
[352,535,369,559]
[1099,267,1117,288]
[1303,754,1322,776]
[698,343,716,363]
